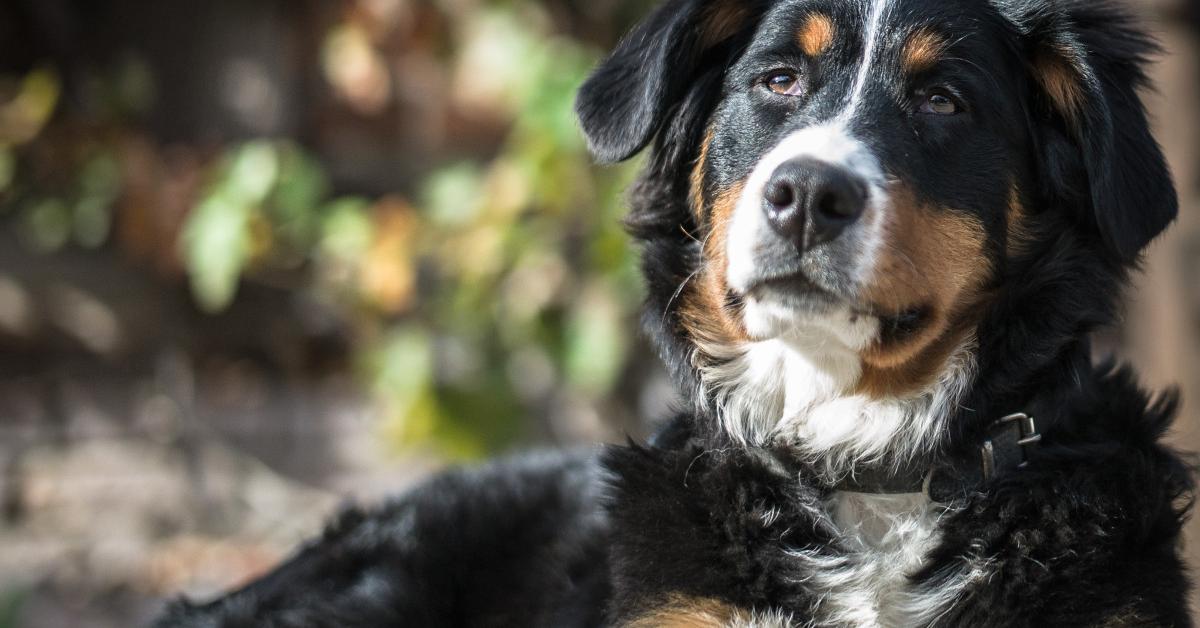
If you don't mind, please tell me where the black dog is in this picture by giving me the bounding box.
[159,0,1195,625]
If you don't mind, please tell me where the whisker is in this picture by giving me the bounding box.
[662,268,702,325]
[679,224,702,245]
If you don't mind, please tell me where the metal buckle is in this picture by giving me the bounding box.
[980,413,1042,482]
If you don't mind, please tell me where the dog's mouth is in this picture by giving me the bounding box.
[747,273,843,312]
[744,271,931,344]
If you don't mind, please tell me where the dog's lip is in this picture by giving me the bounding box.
[742,272,933,344]
[745,272,924,324]
[751,273,829,297]
[745,272,857,310]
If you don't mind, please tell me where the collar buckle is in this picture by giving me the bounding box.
[980,412,1042,482]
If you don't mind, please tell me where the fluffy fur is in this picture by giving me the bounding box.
[157,453,612,627]
[157,1,1196,626]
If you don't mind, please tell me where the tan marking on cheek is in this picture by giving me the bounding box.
[861,187,989,317]
[690,128,715,222]
[797,13,836,57]
[680,181,749,348]
[856,187,992,397]
[700,2,750,47]
[701,181,743,298]
[901,27,948,74]
[1033,47,1085,126]
[626,595,751,628]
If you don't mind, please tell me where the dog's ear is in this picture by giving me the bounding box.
[575,0,760,164]
[1015,1,1177,262]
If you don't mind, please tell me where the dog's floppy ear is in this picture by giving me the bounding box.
[575,0,759,164]
[1015,1,1177,262]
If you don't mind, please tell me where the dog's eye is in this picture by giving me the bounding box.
[918,92,959,115]
[766,73,803,97]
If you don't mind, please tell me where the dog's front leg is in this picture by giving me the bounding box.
[600,443,829,626]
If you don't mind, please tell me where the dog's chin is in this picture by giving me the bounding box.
[741,278,882,352]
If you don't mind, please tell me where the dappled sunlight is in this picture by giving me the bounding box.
[0,1,657,625]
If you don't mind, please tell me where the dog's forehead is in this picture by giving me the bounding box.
[751,0,998,52]
[722,0,1021,132]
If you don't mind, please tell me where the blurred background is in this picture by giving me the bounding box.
[0,0,1196,625]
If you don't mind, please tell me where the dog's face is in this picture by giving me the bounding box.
[578,0,1176,453]
[699,1,1028,396]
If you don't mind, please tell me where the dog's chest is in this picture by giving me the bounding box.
[796,491,952,628]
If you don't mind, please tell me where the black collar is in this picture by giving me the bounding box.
[835,413,1043,502]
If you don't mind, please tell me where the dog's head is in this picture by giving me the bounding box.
[577,0,1176,461]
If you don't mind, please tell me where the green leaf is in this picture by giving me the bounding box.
[21,197,71,252]
[318,197,373,262]
[73,153,121,248]
[1,67,60,145]
[223,141,279,206]
[422,163,485,228]
[72,195,112,248]
[564,282,628,397]
[368,328,443,453]
[370,327,434,402]
[181,192,251,312]
[269,144,329,247]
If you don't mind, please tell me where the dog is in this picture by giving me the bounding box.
[158,0,1196,626]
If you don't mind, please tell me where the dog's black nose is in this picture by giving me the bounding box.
[762,158,867,250]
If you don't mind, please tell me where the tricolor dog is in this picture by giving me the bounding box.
[160,0,1195,626]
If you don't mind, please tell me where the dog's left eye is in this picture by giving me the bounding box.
[765,72,804,97]
[918,92,960,115]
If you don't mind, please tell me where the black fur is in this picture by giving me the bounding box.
[157,1,1195,626]
[1005,0,1179,262]
[156,453,610,627]
[599,367,1193,626]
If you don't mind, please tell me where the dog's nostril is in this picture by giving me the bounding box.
[815,185,864,222]
[762,178,805,242]
[764,181,795,210]
[815,191,844,219]
[807,176,866,247]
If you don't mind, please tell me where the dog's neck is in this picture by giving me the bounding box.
[696,333,978,481]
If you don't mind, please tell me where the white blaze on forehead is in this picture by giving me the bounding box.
[844,0,895,120]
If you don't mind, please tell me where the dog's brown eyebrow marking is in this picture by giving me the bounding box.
[797,13,836,57]
[902,27,949,73]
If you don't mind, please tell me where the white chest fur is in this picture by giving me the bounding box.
[787,491,958,628]
[698,335,975,478]
[693,300,981,625]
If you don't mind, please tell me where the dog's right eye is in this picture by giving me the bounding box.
[765,72,803,97]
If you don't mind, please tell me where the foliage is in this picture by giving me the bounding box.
[0,0,644,459]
